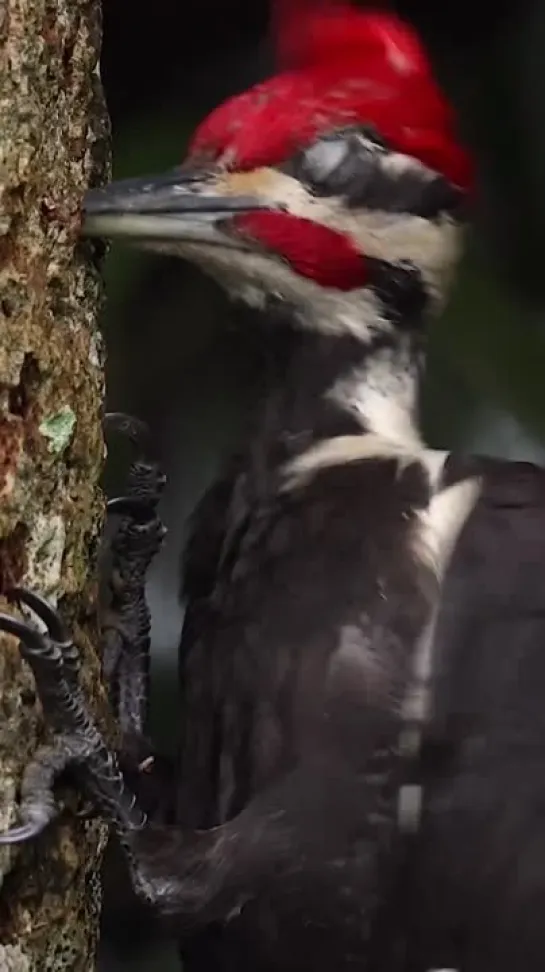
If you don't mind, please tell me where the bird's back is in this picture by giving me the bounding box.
[405,455,545,971]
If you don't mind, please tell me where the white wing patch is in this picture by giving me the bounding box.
[218,163,462,303]
[281,432,480,584]
[281,432,424,492]
[414,473,480,581]
[281,429,479,843]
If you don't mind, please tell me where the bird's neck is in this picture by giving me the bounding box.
[244,288,427,481]
[328,334,423,448]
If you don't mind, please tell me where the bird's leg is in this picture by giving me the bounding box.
[0,577,246,921]
[0,586,147,842]
[0,412,313,924]
[100,412,166,777]
[0,584,397,926]
[0,411,212,922]
[0,412,169,841]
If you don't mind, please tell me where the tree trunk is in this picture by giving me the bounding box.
[0,0,110,968]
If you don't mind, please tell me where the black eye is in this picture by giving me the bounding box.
[295,127,386,198]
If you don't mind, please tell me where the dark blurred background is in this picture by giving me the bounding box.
[96,1,545,968]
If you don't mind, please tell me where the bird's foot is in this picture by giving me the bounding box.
[0,412,166,843]
[0,585,147,843]
[0,588,220,917]
[101,411,166,744]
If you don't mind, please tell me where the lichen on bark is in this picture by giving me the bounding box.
[0,0,111,968]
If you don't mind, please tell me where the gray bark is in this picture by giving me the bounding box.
[0,0,110,968]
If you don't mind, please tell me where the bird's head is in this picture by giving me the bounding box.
[84,1,472,340]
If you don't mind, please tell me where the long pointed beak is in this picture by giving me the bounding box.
[83,167,277,249]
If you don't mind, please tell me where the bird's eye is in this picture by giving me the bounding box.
[295,128,385,198]
[300,137,350,185]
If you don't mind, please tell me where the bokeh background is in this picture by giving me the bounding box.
[96,1,545,968]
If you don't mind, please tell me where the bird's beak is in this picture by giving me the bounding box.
[82,166,278,250]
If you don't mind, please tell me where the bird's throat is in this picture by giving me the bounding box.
[243,299,426,490]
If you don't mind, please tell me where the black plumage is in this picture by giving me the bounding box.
[176,433,545,972]
[404,457,545,972]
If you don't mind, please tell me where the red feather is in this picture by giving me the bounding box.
[188,4,472,191]
[272,0,348,68]
[233,211,367,290]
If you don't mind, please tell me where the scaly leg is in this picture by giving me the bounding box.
[0,410,244,917]
[0,587,146,842]
[0,588,399,938]
[0,586,252,920]
[0,411,392,932]
[101,412,166,767]
[0,412,168,840]
[0,605,398,938]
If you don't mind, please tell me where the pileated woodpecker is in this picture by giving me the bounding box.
[1,4,544,972]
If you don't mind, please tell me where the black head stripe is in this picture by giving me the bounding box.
[365,258,428,329]
[345,166,464,219]
[280,127,464,220]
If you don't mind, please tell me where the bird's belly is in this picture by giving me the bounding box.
[180,848,399,972]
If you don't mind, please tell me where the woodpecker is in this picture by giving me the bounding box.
[1,5,544,972]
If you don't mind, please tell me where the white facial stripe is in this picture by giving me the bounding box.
[152,236,395,342]
[143,143,462,345]
[217,160,462,301]
[332,348,422,446]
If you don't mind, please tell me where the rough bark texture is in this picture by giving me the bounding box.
[0,0,110,969]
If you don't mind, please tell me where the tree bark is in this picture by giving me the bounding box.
[0,0,110,969]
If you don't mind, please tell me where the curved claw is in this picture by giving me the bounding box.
[0,612,51,658]
[0,588,149,847]
[0,609,76,721]
[103,412,150,450]
[6,588,70,648]
[0,821,47,844]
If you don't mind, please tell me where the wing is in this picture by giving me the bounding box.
[176,453,253,829]
[175,449,435,834]
[407,455,545,971]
